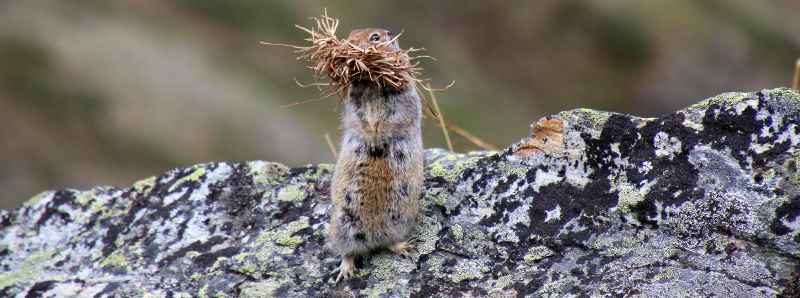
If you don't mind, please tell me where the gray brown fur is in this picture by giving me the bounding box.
[328,29,424,281]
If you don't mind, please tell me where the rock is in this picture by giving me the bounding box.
[2,88,800,297]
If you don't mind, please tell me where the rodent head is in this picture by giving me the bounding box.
[347,28,399,51]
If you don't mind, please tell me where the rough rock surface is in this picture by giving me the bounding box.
[2,88,800,297]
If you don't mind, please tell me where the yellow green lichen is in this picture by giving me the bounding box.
[478,207,496,218]
[451,260,489,283]
[239,280,281,298]
[615,182,644,213]
[274,217,310,247]
[144,292,166,298]
[275,185,306,202]
[247,161,289,185]
[369,254,416,280]
[0,249,55,289]
[190,273,203,281]
[198,284,209,298]
[233,262,258,275]
[593,233,645,257]
[429,192,448,207]
[100,249,129,270]
[613,173,656,214]
[252,217,310,261]
[537,276,579,296]
[452,157,481,179]
[498,162,529,178]
[451,224,464,242]
[653,267,674,281]
[133,176,157,194]
[233,252,252,263]
[88,197,106,214]
[364,255,416,296]
[688,92,750,111]
[275,235,303,247]
[304,163,334,180]
[523,246,554,263]
[682,117,704,131]
[24,191,52,207]
[286,218,311,235]
[210,257,229,272]
[76,190,95,206]
[772,87,800,102]
[489,275,516,294]
[429,155,481,183]
[429,161,448,178]
[72,191,126,223]
[414,216,443,255]
[169,165,207,192]
[560,108,611,130]
[426,254,446,274]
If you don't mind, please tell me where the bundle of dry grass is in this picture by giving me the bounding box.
[263,11,498,151]
[261,11,425,97]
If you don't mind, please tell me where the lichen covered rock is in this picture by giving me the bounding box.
[2,88,800,297]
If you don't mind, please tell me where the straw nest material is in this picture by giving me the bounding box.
[262,11,496,151]
[262,11,426,97]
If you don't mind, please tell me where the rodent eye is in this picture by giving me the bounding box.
[369,33,381,42]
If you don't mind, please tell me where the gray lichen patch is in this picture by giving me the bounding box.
[559,108,612,135]
[275,185,307,202]
[1,88,800,297]
[450,259,489,283]
[653,131,683,160]
[0,249,57,289]
[523,246,554,263]
[428,152,484,183]
[132,176,157,194]
[687,91,751,111]
[247,160,290,186]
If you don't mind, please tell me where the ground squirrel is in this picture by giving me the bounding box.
[328,28,424,282]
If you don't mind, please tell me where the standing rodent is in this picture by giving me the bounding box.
[327,28,424,282]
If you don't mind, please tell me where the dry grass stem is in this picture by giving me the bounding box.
[441,121,499,151]
[425,85,454,152]
[793,58,800,90]
[418,83,498,151]
[279,95,332,109]
[324,132,337,159]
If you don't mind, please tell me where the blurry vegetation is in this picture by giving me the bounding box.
[553,1,652,69]
[176,0,295,37]
[695,0,799,67]
[0,0,798,208]
[0,36,104,119]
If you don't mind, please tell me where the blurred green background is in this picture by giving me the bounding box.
[1,0,798,209]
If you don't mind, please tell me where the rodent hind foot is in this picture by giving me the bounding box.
[334,255,356,283]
